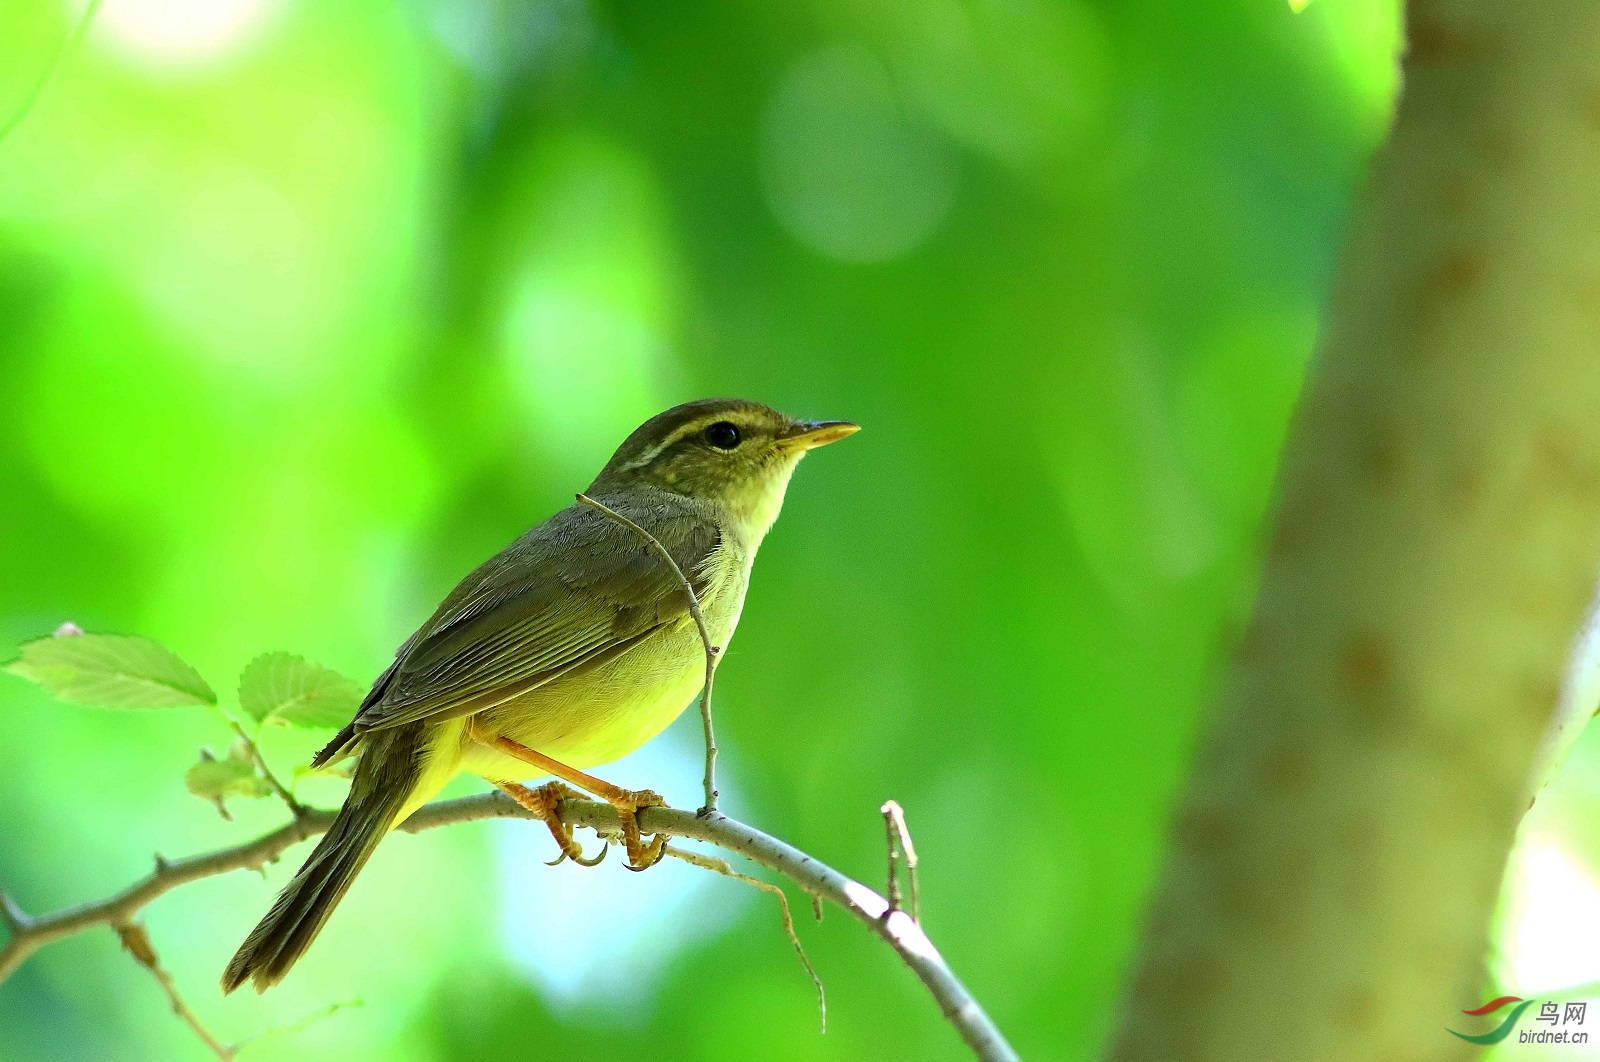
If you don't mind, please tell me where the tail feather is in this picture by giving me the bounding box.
[222,727,419,993]
[311,722,359,769]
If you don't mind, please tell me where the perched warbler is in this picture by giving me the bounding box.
[222,398,857,993]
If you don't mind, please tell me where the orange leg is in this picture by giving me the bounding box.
[471,723,667,870]
[493,780,607,867]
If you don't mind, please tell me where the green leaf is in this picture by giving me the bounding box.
[4,632,216,709]
[239,652,362,729]
[185,748,270,808]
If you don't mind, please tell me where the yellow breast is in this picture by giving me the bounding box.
[456,535,750,781]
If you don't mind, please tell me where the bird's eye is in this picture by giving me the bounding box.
[704,422,741,450]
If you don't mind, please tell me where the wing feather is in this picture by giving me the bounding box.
[348,496,717,733]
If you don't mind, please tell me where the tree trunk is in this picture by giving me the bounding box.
[1110,1,1600,1058]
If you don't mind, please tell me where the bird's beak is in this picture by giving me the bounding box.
[779,420,860,451]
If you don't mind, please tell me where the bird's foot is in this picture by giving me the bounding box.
[476,734,666,870]
[612,788,668,871]
[495,780,607,867]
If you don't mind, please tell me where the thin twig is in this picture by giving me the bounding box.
[0,792,1017,1061]
[881,800,920,922]
[0,888,25,935]
[236,1000,361,1052]
[884,806,903,915]
[212,709,303,818]
[665,844,826,1032]
[114,921,235,1060]
[575,493,722,814]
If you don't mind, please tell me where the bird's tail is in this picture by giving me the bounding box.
[221,726,420,994]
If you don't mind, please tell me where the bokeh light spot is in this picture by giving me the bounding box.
[92,0,280,68]
[1500,841,1600,994]
[760,43,959,264]
[498,134,681,480]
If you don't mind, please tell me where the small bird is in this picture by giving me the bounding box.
[221,398,857,993]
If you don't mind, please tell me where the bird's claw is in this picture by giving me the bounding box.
[494,776,667,871]
[614,788,668,870]
[495,779,608,869]
[546,840,608,868]
[623,839,668,872]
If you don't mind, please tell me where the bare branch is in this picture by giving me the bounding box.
[115,921,235,1060]
[665,843,825,1032]
[0,792,1017,1061]
[0,887,27,936]
[572,802,1015,1060]
[575,492,722,814]
[0,813,324,983]
[881,800,920,922]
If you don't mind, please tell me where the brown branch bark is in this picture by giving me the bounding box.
[1111,1,1600,1058]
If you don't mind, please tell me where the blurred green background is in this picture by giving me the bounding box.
[21,0,1581,1059]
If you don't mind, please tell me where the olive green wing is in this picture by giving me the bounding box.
[350,501,718,734]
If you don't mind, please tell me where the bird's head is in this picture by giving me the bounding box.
[590,398,858,545]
